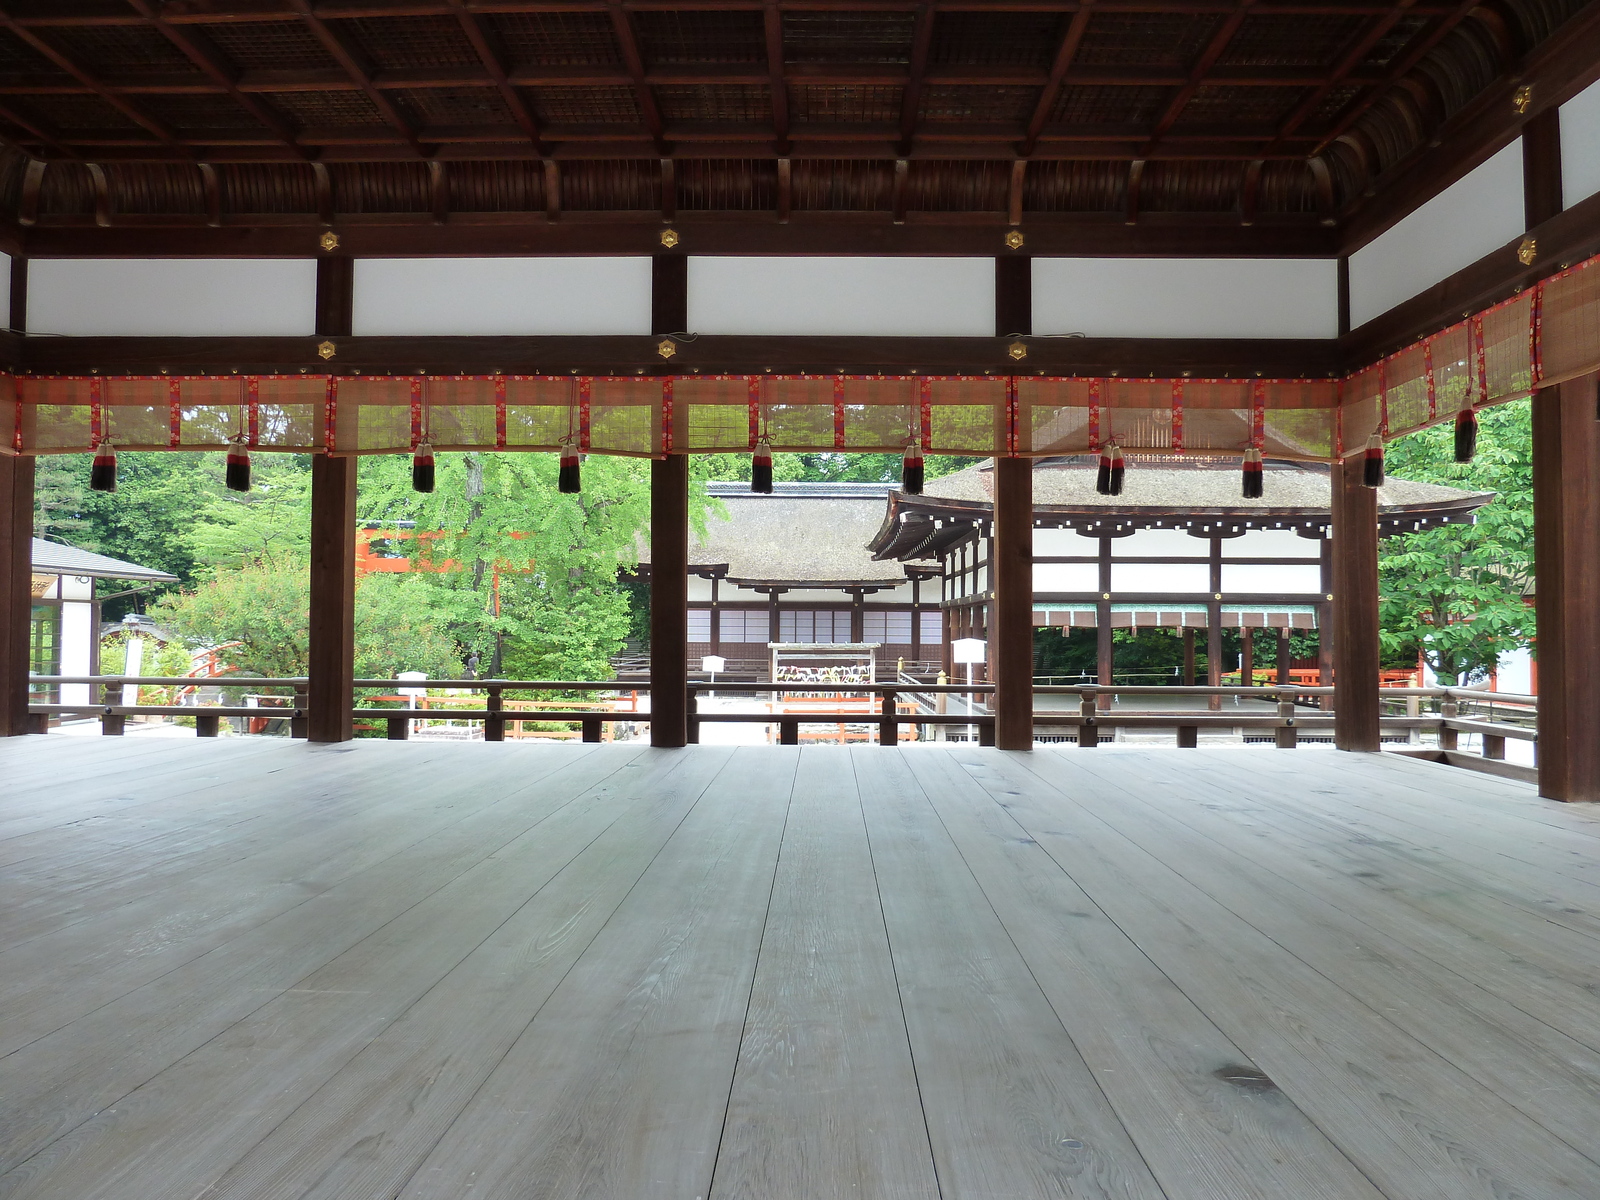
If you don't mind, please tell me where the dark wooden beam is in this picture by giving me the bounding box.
[1523,105,1563,229]
[307,452,355,743]
[17,331,1346,381]
[446,0,544,154]
[897,2,936,158]
[0,452,32,736]
[650,453,689,748]
[995,254,1031,338]
[764,0,789,155]
[1532,371,1600,801]
[1270,3,1418,149]
[652,254,687,335]
[1021,3,1094,157]
[608,2,666,155]
[1143,0,1255,152]
[8,254,24,334]
[1330,455,1379,751]
[315,255,353,339]
[992,455,1034,750]
[284,0,423,157]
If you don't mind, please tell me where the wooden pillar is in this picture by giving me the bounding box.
[1330,457,1380,751]
[1206,537,1223,709]
[307,454,356,742]
[992,456,1033,750]
[9,256,27,335]
[1317,536,1334,707]
[1523,107,1563,228]
[1,454,34,736]
[1277,627,1291,685]
[1182,628,1196,685]
[708,575,720,656]
[1240,626,1253,686]
[1532,372,1600,801]
[650,453,689,747]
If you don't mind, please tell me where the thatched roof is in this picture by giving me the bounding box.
[870,456,1494,560]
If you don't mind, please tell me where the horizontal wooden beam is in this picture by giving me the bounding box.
[13,211,1337,258]
[16,333,1344,381]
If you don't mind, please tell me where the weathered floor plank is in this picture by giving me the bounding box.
[2,739,1597,1200]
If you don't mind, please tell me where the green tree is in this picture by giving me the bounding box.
[185,455,311,570]
[1378,400,1534,684]
[697,450,976,484]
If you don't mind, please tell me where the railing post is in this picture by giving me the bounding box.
[386,713,409,740]
[878,687,898,745]
[290,684,309,739]
[196,713,220,738]
[99,679,122,736]
[1275,686,1298,749]
[484,684,504,742]
[1440,692,1458,750]
[1078,686,1098,748]
[1176,724,1198,748]
[779,717,798,745]
[1405,694,1421,744]
[581,716,602,743]
[686,686,699,744]
[1482,732,1506,761]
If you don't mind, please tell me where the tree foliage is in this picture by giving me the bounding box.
[1378,400,1534,684]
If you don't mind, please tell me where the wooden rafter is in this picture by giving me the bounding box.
[1143,0,1257,152]
[283,0,424,157]
[764,0,789,155]
[445,0,544,154]
[1021,3,1095,157]
[897,3,936,158]
[608,1,666,155]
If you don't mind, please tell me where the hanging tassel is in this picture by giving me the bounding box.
[901,443,924,495]
[558,440,581,494]
[89,440,117,493]
[751,439,773,494]
[1362,433,1385,489]
[1095,443,1113,495]
[1107,443,1124,497]
[412,443,435,494]
[1454,406,1478,463]
[1241,447,1263,499]
[225,438,251,493]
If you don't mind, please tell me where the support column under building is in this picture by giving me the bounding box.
[992,456,1033,750]
[1532,371,1600,801]
[307,453,356,743]
[651,454,689,748]
[1331,456,1380,751]
[1,454,34,736]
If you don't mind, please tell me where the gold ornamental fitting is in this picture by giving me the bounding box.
[1008,340,1028,360]
[656,338,677,359]
[1517,236,1537,266]
[659,228,680,248]
[1513,85,1534,114]
[317,340,337,360]
[1004,229,1025,250]
[318,231,340,252]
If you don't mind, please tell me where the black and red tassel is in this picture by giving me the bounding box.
[89,440,117,493]
[225,438,251,493]
[751,439,773,494]
[1096,442,1124,496]
[1362,433,1385,489]
[558,440,581,494]
[1242,447,1263,499]
[412,443,435,494]
[902,443,924,495]
[1454,406,1478,464]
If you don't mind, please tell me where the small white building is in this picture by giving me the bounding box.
[30,540,178,706]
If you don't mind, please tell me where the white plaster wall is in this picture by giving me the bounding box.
[0,251,9,329]
[1348,141,1526,329]
[1496,646,1533,694]
[1034,528,1091,555]
[1110,528,1210,557]
[688,257,994,335]
[1234,528,1323,557]
[1219,563,1324,593]
[1110,562,1211,592]
[353,257,652,335]
[29,259,318,336]
[1561,77,1600,207]
[1033,258,1338,339]
[871,582,916,602]
[686,576,715,602]
[779,587,861,602]
[1034,562,1098,592]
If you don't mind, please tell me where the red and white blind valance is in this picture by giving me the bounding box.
[9,252,1600,463]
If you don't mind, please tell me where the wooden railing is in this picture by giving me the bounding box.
[25,677,1537,780]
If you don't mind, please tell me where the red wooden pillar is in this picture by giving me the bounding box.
[992,455,1033,749]
[651,453,689,747]
[1,453,34,736]
[1532,372,1600,801]
[307,454,356,742]
[1330,457,1380,751]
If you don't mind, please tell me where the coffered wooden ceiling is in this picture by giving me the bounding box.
[0,0,1595,255]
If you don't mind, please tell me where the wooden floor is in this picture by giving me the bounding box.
[2,740,1599,1200]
